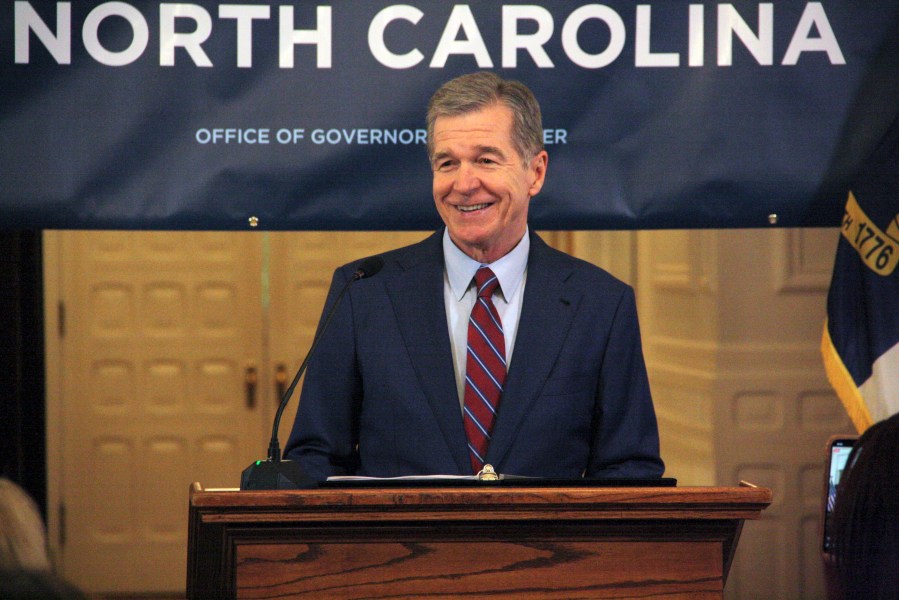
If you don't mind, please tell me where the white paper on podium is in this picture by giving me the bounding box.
[326,474,477,482]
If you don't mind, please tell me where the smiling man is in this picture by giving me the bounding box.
[284,72,664,481]
[430,100,546,264]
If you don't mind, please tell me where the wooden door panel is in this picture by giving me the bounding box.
[57,231,266,593]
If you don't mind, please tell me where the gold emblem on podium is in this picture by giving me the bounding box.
[477,464,499,481]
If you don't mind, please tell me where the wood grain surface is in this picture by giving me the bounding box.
[187,483,772,599]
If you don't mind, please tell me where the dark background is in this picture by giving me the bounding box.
[0,231,46,517]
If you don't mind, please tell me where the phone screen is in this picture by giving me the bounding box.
[822,438,856,553]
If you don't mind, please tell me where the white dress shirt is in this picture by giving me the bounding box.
[443,228,529,408]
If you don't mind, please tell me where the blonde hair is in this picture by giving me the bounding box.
[0,478,51,571]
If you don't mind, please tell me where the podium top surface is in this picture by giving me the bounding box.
[189,482,772,522]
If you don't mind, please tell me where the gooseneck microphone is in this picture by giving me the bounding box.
[240,255,385,490]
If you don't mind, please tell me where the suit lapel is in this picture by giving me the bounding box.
[386,231,470,474]
[486,233,580,470]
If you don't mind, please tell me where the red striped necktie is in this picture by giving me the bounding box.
[463,266,506,473]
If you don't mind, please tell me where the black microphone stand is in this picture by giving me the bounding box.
[240,257,383,490]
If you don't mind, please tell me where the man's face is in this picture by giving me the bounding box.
[431,103,547,264]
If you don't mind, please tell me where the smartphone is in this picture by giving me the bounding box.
[821,436,857,554]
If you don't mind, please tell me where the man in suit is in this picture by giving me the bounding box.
[284,72,664,480]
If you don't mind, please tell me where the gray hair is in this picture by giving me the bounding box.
[426,72,544,163]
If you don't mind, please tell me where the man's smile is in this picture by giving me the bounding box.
[456,203,492,213]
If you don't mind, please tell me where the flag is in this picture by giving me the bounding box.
[822,116,899,433]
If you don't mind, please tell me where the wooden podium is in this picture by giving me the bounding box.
[187,482,771,599]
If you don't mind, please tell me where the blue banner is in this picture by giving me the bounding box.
[2,1,898,230]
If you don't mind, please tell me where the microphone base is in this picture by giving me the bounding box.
[240,459,318,490]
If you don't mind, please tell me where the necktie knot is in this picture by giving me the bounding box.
[474,266,500,300]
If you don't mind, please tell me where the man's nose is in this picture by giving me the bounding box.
[452,162,480,194]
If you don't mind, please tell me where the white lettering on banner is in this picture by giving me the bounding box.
[15,2,70,64]
[13,2,847,69]
[310,128,426,145]
[718,3,773,66]
[502,5,554,68]
[561,5,627,68]
[276,129,306,144]
[193,127,568,147]
[689,5,704,66]
[196,128,271,144]
[430,5,493,68]
[82,2,149,66]
[220,5,271,68]
[636,5,679,67]
[160,4,213,67]
[279,5,331,68]
[543,129,567,144]
[782,3,845,65]
[369,5,424,69]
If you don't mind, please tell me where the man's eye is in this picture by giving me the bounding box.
[478,157,496,165]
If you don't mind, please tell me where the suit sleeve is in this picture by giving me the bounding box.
[586,286,665,478]
[283,267,362,481]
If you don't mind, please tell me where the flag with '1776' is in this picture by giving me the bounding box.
[822,116,899,432]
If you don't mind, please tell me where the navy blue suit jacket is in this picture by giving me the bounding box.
[284,230,664,480]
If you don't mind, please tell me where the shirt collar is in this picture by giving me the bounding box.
[443,227,530,302]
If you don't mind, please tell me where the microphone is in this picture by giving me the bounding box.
[240,255,385,490]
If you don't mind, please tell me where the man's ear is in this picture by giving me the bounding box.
[528,150,549,196]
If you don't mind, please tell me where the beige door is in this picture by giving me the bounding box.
[46,230,428,594]
[50,231,266,593]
